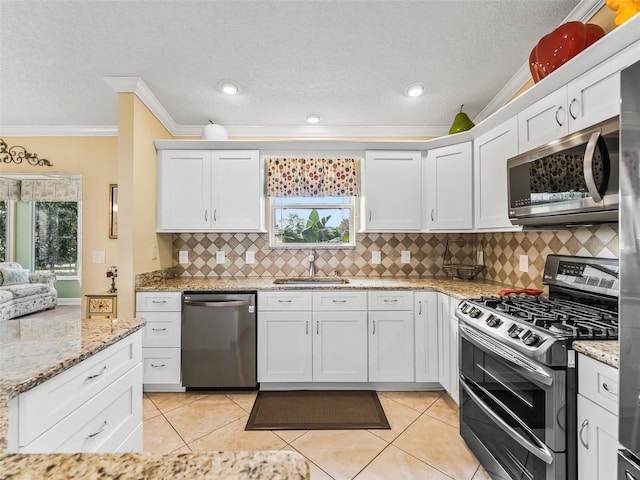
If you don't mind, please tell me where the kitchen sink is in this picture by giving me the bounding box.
[273,278,350,285]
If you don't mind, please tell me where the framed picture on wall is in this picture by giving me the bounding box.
[109,184,118,239]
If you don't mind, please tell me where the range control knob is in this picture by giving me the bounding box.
[486,315,502,328]
[469,307,482,319]
[507,324,522,338]
[521,330,541,346]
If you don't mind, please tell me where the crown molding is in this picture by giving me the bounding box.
[0,125,118,136]
[475,0,606,123]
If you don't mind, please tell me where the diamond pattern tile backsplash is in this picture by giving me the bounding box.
[172,224,618,289]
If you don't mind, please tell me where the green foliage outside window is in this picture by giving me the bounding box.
[34,202,78,275]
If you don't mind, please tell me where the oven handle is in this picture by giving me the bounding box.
[460,378,554,465]
[459,324,553,387]
[583,130,604,203]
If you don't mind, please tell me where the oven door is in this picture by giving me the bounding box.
[459,324,567,479]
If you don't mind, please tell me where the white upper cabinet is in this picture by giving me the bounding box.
[425,141,473,230]
[157,149,263,232]
[362,151,422,232]
[473,117,520,231]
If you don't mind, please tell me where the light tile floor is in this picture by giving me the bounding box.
[143,390,491,480]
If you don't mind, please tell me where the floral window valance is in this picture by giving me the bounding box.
[266,157,360,197]
[0,178,20,201]
[20,178,82,202]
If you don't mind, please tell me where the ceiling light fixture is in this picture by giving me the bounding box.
[405,83,425,97]
[306,114,320,124]
[221,82,239,95]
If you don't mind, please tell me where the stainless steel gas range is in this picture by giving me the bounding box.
[456,254,619,480]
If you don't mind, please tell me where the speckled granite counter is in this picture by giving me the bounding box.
[137,276,513,299]
[573,340,619,369]
[0,315,309,479]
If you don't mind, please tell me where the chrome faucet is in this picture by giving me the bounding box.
[308,251,315,279]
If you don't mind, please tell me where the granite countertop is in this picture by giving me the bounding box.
[0,315,308,479]
[137,276,514,299]
[573,340,619,369]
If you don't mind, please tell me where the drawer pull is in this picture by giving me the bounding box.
[151,300,167,304]
[151,363,166,368]
[278,299,293,303]
[305,321,309,335]
[579,419,589,449]
[152,327,167,332]
[383,299,398,303]
[86,366,108,380]
[332,299,347,303]
[372,320,376,335]
[602,382,613,393]
[86,420,109,439]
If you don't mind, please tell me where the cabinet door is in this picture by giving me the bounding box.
[414,292,439,383]
[577,394,619,480]
[362,151,422,231]
[212,150,263,231]
[449,297,461,404]
[437,293,451,392]
[258,311,312,382]
[517,88,568,153]
[425,142,473,230]
[368,310,414,382]
[473,117,521,231]
[312,311,367,382]
[157,150,211,230]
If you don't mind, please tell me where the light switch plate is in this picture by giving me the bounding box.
[401,251,411,264]
[216,251,226,264]
[519,254,529,273]
[245,251,255,264]
[371,251,381,265]
[179,250,189,264]
[92,251,105,264]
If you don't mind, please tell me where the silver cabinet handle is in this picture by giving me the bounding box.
[86,420,109,439]
[278,299,292,303]
[569,98,579,119]
[86,366,107,380]
[418,301,422,315]
[151,300,167,304]
[305,321,309,335]
[372,320,376,335]
[369,210,372,221]
[214,209,217,222]
[430,209,435,221]
[152,327,167,332]
[383,299,398,303]
[151,363,166,368]
[555,106,565,126]
[205,209,208,222]
[579,419,589,449]
[332,299,347,303]
[316,320,319,335]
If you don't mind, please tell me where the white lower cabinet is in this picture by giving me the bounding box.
[414,292,439,383]
[448,297,461,404]
[136,291,182,390]
[577,353,619,480]
[437,293,451,393]
[9,331,143,453]
[368,291,414,382]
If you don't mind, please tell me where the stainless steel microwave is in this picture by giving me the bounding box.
[507,116,619,227]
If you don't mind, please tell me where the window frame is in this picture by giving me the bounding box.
[268,196,358,249]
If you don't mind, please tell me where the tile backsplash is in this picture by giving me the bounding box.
[172,224,618,289]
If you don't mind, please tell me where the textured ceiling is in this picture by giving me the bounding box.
[0,0,584,134]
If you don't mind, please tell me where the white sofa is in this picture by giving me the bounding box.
[0,262,57,321]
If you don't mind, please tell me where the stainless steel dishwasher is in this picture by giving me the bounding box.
[181,291,257,389]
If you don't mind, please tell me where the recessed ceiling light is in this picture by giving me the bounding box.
[405,83,424,97]
[306,114,320,124]
[221,82,239,95]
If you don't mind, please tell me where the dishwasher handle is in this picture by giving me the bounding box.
[183,299,251,308]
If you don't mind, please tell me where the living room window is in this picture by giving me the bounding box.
[33,201,79,276]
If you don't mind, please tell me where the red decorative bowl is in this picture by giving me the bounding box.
[529,21,605,83]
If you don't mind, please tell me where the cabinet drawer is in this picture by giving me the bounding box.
[258,291,313,311]
[313,291,367,311]
[579,353,618,415]
[142,347,181,384]
[20,363,142,453]
[367,291,413,311]
[114,422,143,453]
[136,292,181,312]
[140,312,181,348]
[18,331,142,446]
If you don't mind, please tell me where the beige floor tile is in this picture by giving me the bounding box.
[354,445,452,480]
[146,391,207,413]
[189,414,287,451]
[171,444,192,454]
[143,394,161,420]
[306,460,335,480]
[225,391,258,413]
[368,396,421,443]
[472,465,492,480]
[394,415,478,480]
[424,393,459,428]
[164,393,248,443]
[274,429,309,444]
[378,391,442,413]
[143,414,186,453]
[291,430,388,480]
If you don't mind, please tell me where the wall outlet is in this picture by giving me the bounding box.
[179,250,189,264]
[245,251,255,264]
[216,251,226,264]
[519,254,529,273]
[401,250,411,264]
[371,251,381,265]
[92,251,105,264]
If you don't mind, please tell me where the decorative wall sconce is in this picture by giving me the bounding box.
[0,139,53,166]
